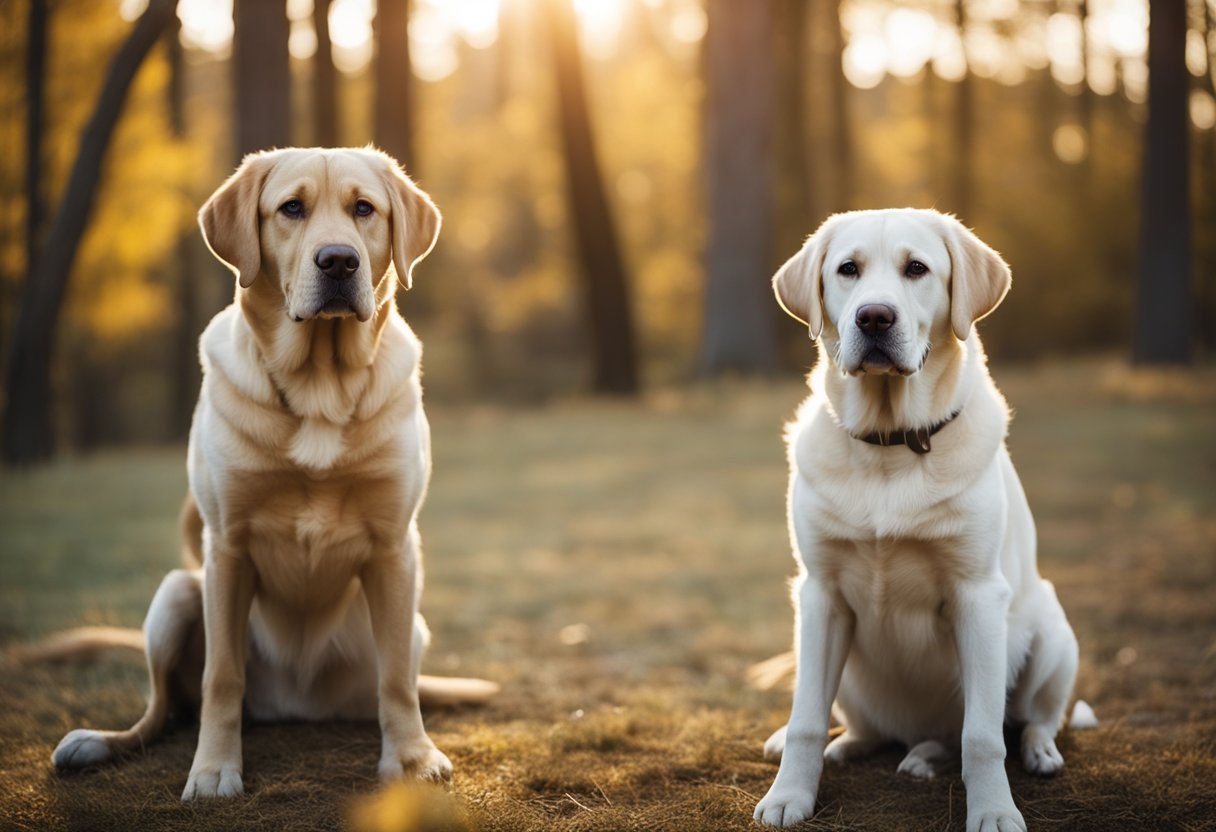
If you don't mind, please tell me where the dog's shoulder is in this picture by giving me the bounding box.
[198,304,278,406]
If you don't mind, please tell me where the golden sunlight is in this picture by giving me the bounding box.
[126,0,1161,105]
[573,0,629,59]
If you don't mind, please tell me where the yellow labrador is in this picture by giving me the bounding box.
[51,148,496,799]
[754,210,1082,831]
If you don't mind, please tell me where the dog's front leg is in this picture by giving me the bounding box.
[182,548,255,800]
[361,536,452,784]
[954,578,1026,832]
[755,575,853,827]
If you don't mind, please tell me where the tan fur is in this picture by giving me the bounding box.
[754,210,1081,832]
[50,148,496,799]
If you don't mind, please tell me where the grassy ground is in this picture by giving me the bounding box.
[1,359,1213,832]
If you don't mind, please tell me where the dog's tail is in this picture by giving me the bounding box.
[1069,699,1099,729]
[417,675,500,707]
[5,626,145,666]
[7,626,499,706]
[746,650,797,691]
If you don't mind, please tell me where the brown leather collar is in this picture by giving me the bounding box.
[854,409,961,455]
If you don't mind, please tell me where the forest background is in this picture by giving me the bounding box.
[0,0,1212,461]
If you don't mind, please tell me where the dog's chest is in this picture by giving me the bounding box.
[833,537,952,609]
[828,537,965,659]
[238,474,409,607]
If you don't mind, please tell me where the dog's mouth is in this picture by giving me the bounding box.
[843,343,928,377]
[861,347,896,373]
[846,347,909,377]
[317,297,356,319]
[292,280,373,323]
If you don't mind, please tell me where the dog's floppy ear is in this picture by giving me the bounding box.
[773,216,836,340]
[945,217,1011,341]
[198,152,274,288]
[381,155,441,290]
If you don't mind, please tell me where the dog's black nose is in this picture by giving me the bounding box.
[856,304,896,337]
[315,245,360,281]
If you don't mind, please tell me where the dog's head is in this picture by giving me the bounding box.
[774,208,1010,376]
[198,147,440,323]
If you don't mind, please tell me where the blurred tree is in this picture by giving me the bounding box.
[827,0,852,211]
[234,0,291,158]
[544,0,639,394]
[375,0,415,171]
[774,0,813,254]
[313,0,338,147]
[25,0,47,279]
[2,0,178,465]
[166,15,200,438]
[1134,0,1192,363]
[1078,0,1094,158]
[952,0,974,218]
[1196,0,1216,353]
[700,0,780,374]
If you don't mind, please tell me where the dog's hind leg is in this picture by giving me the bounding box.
[1009,585,1078,777]
[54,569,202,769]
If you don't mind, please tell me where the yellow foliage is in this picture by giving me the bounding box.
[0,0,205,343]
[85,275,172,341]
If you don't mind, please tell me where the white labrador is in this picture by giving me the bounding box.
[754,209,1081,831]
[50,148,496,799]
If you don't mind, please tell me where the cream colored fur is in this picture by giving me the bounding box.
[51,148,497,800]
[754,209,1081,832]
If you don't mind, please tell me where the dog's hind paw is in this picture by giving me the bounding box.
[1021,724,1064,776]
[762,724,787,762]
[896,739,953,780]
[53,729,114,770]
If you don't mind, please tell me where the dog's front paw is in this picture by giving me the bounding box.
[754,783,817,828]
[53,729,114,769]
[379,742,452,786]
[181,764,243,800]
[966,805,1026,832]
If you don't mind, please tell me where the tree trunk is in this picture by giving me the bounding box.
[313,0,338,147]
[1197,0,1216,354]
[699,0,779,375]
[2,0,178,465]
[375,0,415,171]
[1078,0,1094,157]
[828,0,852,210]
[25,0,48,275]
[775,0,813,250]
[1133,0,1191,363]
[544,0,639,394]
[233,0,292,159]
[166,15,200,438]
[951,0,974,219]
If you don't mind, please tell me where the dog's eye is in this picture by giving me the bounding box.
[838,260,859,277]
[906,260,928,278]
[280,199,304,218]
[354,200,375,217]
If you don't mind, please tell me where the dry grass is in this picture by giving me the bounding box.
[1,359,1214,831]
